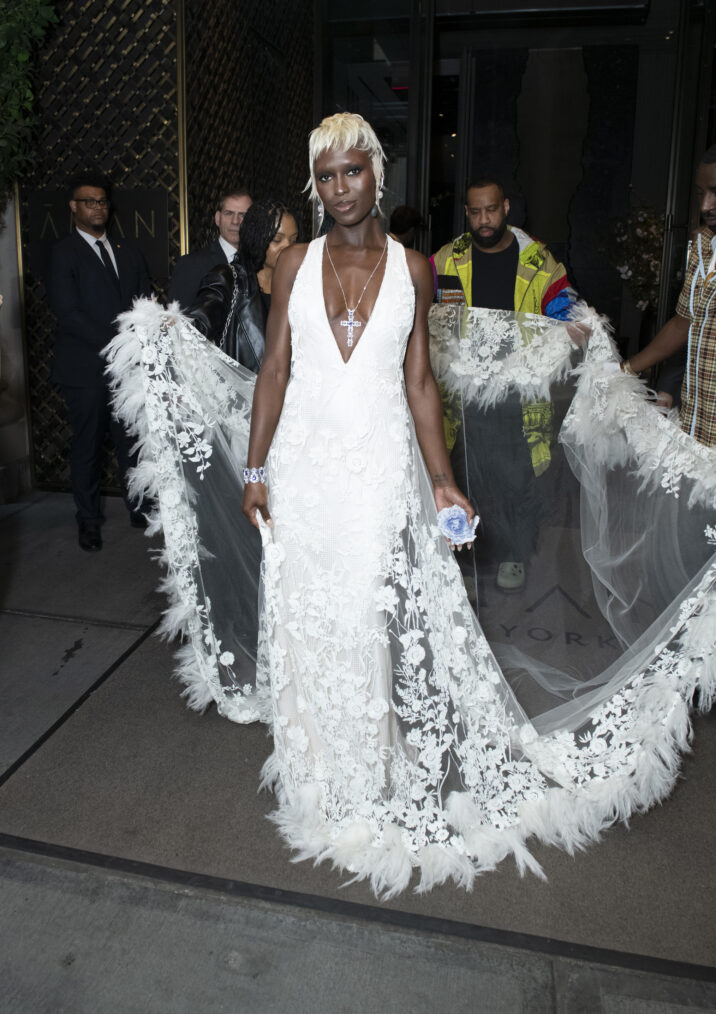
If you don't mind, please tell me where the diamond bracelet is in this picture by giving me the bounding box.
[243,466,266,484]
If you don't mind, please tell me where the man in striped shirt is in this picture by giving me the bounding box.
[627,146,716,447]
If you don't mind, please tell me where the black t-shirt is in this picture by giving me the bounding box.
[471,235,519,311]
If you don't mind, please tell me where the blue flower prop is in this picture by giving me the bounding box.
[436,505,479,545]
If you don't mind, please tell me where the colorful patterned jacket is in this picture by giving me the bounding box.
[430,227,577,470]
[430,226,577,320]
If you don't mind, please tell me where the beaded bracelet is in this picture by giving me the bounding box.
[243,466,266,484]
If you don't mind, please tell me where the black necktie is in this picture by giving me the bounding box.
[96,239,121,293]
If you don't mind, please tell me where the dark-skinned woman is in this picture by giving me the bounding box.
[239,113,506,895]
[109,113,698,898]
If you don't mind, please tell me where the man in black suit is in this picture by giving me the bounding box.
[46,172,152,551]
[168,187,252,309]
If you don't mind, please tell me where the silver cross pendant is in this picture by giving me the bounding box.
[340,308,362,347]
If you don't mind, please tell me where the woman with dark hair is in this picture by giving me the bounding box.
[184,199,298,372]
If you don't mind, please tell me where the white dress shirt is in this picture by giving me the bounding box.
[76,228,119,275]
[218,236,238,263]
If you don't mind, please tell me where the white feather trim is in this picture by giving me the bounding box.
[100,297,716,901]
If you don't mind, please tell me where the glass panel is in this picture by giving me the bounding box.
[430,0,684,355]
[321,13,411,221]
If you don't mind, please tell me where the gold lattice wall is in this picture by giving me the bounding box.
[185,0,314,247]
[19,0,314,491]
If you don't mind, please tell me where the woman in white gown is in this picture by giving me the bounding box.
[235,113,694,897]
[107,113,713,899]
[241,114,503,894]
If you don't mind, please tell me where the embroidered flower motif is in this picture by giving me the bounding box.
[286,726,310,753]
[345,450,367,474]
[437,505,478,545]
[405,644,426,666]
[374,585,399,613]
[104,244,715,902]
[367,698,390,721]
[160,486,181,508]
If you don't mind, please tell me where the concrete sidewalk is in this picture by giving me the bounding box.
[2,493,715,1013]
[4,845,716,1014]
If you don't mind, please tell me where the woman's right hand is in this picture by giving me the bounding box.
[242,482,272,529]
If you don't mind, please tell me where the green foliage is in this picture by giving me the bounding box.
[0,0,57,210]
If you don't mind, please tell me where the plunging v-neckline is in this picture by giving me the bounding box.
[320,235,391,365]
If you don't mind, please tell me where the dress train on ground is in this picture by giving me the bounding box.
[105,238,716,897]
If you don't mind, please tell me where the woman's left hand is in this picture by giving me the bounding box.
[434,484,476,551]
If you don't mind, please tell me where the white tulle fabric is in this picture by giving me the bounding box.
[105,237,716,898]
[255,238,550,891]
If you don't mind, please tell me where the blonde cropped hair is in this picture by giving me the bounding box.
[307,112,386,207]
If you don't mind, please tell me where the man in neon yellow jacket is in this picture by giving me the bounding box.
[430,177,578,591]
[431,178,577,318]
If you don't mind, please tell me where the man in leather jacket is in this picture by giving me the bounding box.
[168,188,252,309]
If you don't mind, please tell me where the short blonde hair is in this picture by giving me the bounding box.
[306,112,386,208]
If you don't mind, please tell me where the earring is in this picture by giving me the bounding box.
[316,199,324,232]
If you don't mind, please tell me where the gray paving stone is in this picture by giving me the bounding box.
[0,849,556,1014]
[0,490,47,521]
[0,492,162,626]
[3,848,715,1014]
[554,960,716,1014]
[0,612,146,774]
[602,1001,714,1013]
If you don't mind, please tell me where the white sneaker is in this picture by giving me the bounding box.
[496,562,525,592]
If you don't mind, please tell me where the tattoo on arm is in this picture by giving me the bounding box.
[432,472,450,486]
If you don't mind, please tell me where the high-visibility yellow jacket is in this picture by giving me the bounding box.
[430,228,577,471]
[430,226,576,319]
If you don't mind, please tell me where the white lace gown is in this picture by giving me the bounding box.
[254,237,609,895]
[106,236,713,899]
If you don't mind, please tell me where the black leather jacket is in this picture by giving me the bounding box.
[186,253,265,373]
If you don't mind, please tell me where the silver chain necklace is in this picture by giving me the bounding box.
[220,262,240,351]
[325,236,388,347]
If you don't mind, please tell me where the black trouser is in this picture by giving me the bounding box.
[59,381,138,524]
[452,395,540,563]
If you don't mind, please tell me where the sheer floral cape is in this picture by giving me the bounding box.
[105,294,715,897]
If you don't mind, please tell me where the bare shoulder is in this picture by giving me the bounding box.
[274,241,311,292]
[403,247,433,290]
[280,241,311,272]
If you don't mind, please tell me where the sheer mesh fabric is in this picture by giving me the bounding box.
[105,268,716,896]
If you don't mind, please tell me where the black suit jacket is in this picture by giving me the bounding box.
[46,230,151,387]
[168,239,230,309]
